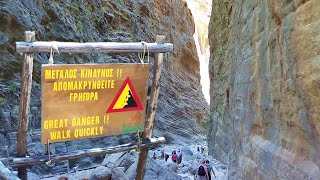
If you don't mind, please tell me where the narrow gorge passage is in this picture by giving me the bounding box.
[0,0,214,179]
[208,0,320,179]
[3,0,318,179]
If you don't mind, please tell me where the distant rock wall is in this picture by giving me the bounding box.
[0,0,208,175]
[186,0,212,103]
[0,0,207,142]
[208,0,320,179]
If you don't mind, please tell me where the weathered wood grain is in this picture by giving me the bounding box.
[143,36,166,139]
[135,35,166,180]
[17,31,35,180]
[16,41,173,53]
[13,137,165,167]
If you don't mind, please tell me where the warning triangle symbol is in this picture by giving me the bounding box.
[106,77,144,113]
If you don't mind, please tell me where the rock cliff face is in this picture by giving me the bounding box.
[0,0,208,173]
[208,0,320,179]
[186,0,212,103]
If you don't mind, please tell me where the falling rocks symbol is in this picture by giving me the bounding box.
[106,77,143,113]
[124,90,137,108]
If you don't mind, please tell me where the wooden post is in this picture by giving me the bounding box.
[135,35,166,180]
[17,31,35,180]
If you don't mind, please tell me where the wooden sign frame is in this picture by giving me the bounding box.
[13,31,173,180]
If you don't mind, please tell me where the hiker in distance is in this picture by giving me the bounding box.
[161,150,169,161]
[201,146,205,154]
[172,150,177,163]
[176,149,182,164]
[205,160,216,180]
[195,160,209,180]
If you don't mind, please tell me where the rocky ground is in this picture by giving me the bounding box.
[40,137,227,180]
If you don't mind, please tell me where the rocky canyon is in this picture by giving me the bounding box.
[2,0,320,179]
[208,0,320,179]
[0,0,209,178]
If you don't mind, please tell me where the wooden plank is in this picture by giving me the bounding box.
[16,41,173,53]
[17,31,35,180]
[0,161,20,180]
[135,35,166,180]
[41,64,150,144]
[13,137,165,167]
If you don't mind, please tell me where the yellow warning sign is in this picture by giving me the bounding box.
[41,64,149,143]
[106,77,143,113]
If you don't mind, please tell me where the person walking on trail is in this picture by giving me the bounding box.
[161,150,169,161]
[172,151,177,163]
[195,160,209,180]
[176,149,182,164]
[205,160,216,180]
[161,150,165,160]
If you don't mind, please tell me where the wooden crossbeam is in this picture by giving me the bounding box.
[13,137,165,167]
[16,42,173,53]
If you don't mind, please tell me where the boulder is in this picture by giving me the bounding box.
[89,166,112,180]
[166,162,178,173]
[101,152,126,168]
[30,131,42,142]
[0,110,11,133]
[70,157,94,170]
[27,142,45,156]
[0,134,8,157]
[111,167,128,180]
[156,163,182,180]
[191,168,196,175]
[28,172,42,180]
[0,31,8,45]
[178,166,189,174]
[144,170,157,180]
[118,152,137,171]
[125,161,137,180]
[12,171,41,180]
[182,146,193,157]
[57,176,69,180]
[54,142,67,153]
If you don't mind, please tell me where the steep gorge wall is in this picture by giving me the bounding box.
[209,0,320,179]
[0,0,208,174]
[186,0,212,103]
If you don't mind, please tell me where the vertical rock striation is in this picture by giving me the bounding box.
[209,0,320,179]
